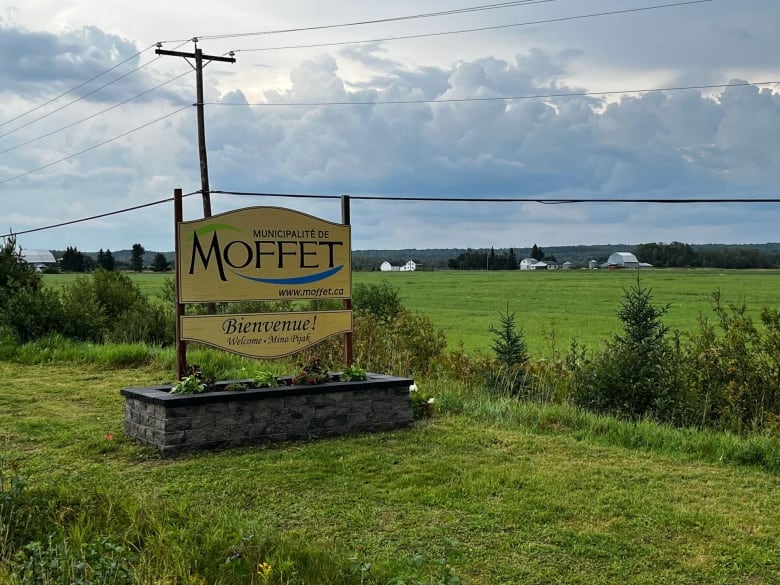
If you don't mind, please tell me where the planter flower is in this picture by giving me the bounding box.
[409,383,435,419]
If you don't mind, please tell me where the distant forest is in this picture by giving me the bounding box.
[353,242,780,270]
[46,242,780,272]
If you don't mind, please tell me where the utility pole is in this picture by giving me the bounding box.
[157,41,235,315]
[155,41,235,218]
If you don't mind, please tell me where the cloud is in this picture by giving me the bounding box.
[0,24,136,94]
[4,9,780,252]
[198,49,780,249]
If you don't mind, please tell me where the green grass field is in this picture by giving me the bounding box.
[1,361,779,584]
[357,269,780,355]
[43,269,780,355]
[4,269,779,582]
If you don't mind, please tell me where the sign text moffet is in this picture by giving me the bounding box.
[177,207,351,303]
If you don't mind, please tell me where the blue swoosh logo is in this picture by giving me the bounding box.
[233,265,344,285]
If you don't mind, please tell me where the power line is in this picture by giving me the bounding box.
[161,0,556,43]
[8,189,779,240]
[212,190,780,204]
[0,43,158,130]
[204,80,779,108]
[0,191,200,239]
[0,41,190,141]
[233,0,716,54]
[0,70,193,155]
[0,105,191,186]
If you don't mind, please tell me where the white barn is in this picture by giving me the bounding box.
[606,252,640,269]
[21,249,56,271]
[380,260,418,272]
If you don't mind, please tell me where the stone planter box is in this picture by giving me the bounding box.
[121,374,414,455]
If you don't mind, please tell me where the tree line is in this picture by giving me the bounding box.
[33,240,780,273]
[634,242,780,268]
[51,244,172,273]
[447,244,558,270]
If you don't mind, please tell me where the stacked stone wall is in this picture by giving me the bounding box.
[122,374,414,455]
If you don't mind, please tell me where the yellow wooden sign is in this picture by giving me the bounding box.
[177,207,351,302]
[180,311,353,359]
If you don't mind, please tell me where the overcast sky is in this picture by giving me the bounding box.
[2,0,780,253]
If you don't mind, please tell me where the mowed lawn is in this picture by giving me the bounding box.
[44,269,780,355]
[1,361,779,584]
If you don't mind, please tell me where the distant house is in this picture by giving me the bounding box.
[588,260,599,270]
[520,258,550,271]
[562,261,573,270]
[380,260,418,272]
[21,249,56,271]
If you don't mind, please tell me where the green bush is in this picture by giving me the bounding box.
[107,301,173,346]
[343,309,446,377]
[571,278,684,422]
[681,294,780,433]
[352,280,403,325]
[1,288,65,343]
[490,307,529,369]
[0,235,41,312]
[483,307,531,397]
[59,277,107,342]
[90,270,144,320]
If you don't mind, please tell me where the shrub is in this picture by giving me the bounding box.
[483,307,532,397]
[0,235,54,342]
[107,301,173,346]
[90,269,145,321]
[13,270,176,345]
[681,293,780,433]
[59,277,107,342]
[352,280,403,325]
[409,383,435,419]
[1,288,65,343]
[571,278,683,422]
[303,305,446,379]
[490,307,529,369]
[392,310,447,377]
[0,235,41,312]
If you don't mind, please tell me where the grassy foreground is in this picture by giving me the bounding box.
[2,359,779,584]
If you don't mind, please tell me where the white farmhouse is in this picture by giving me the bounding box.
[519,258,548,270]
[380,260,418,272]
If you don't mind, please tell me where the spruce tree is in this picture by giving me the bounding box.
[130,243,145,272]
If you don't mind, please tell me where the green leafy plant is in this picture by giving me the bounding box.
[387,537,464,585]
[340,364,368,382]
[352,280,403,326]
[291,356,331,385]
[170,373,206,395]
[409,383,435,419]
[251,370,279,388]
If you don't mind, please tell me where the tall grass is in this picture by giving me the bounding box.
[431,377,780,473]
